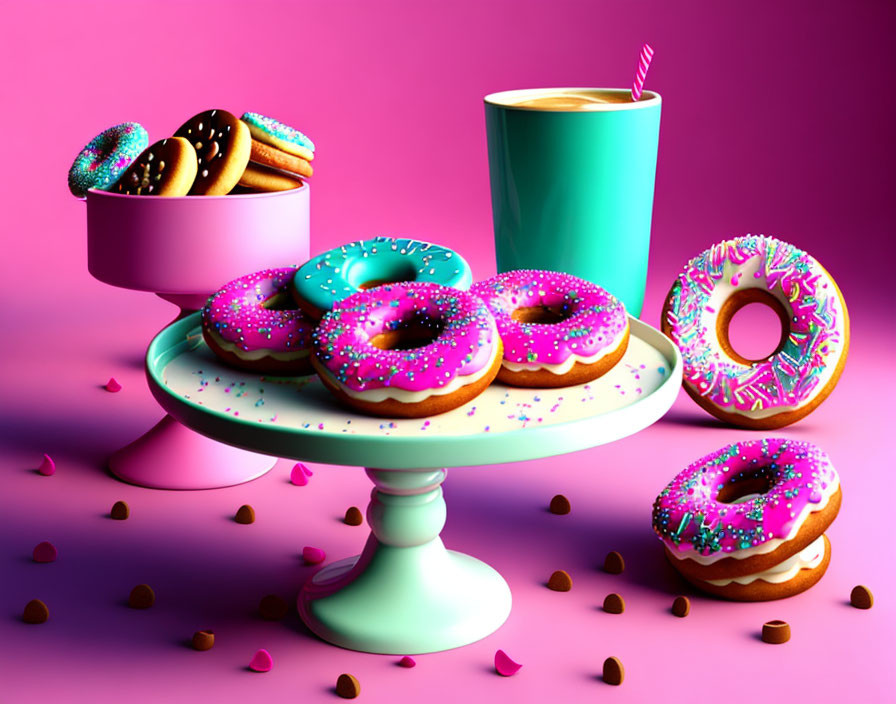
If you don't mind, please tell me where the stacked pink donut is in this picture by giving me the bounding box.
[652,437,842,601]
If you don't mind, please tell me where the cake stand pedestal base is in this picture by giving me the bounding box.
[108,414,276,490]
[298,468,512,654]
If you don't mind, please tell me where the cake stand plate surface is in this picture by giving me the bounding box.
[147,315,681,468]
[146,314,681,654]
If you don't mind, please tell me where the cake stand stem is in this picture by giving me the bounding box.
[108,293,276,490]
[155,292,210,323]
[108,414,277,490]
[298,468,512,654]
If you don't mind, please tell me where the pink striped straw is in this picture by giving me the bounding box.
[631,43,655,102]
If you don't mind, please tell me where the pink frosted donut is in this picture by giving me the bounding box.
[312,282,502,417]
[470,270,629,388]
[201,267,314,375]
[652,438,841,600]
[662,235,849,429]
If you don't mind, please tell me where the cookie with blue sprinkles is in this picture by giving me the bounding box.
[241,112,315,161]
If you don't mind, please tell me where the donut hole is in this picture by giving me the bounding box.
[717,469,774,504]
[370,314,444,351]
[347,257,419,290]
[262,292,299,311]
[511,305,571,325]
[717,290,790,365]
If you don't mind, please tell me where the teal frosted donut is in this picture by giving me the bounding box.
[240,112,315,161]
[291,237,473,318]
[67,122,149,197]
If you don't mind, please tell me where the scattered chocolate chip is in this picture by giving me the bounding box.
[32,541,57,563]
[105,378,122,392]
[249,648,273,672]
[235,505,256,524]
[192,630,215,651]
[23,599,49,624]
[672,595,690,617]
[110,500,130,520]
[37,454,55,476]
[494,649,522,676]
[850,585,873,610]
[602,656,624,685]
[603,593,625,614]
[603,551,625,574]
[549,494,571,515]
[761,619,790,644]
[344,506,363,526]
[128,584,155,609]
[398,656,416,668]
[336,673,361,698]
[547,570,572,591]
[259,594,288,620]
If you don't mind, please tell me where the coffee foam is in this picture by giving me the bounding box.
[508,90,633,110]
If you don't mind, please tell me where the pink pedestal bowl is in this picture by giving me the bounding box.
[86,185,311,489]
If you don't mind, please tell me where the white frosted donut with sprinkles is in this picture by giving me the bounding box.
[470,270,629,388]
[311,282,502,418]
[201,267,315,375]
[662,235,849,429]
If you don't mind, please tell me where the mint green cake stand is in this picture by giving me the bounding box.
[146,314,682,654]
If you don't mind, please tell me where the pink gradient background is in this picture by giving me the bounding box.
[2,1,894,702]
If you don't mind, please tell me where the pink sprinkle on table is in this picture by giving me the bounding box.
[38,454,55,476]
[302,546,326,564]
[104,378,122,393]
[398,656,416,668]
[494,649,522,676]
[32,541,57,563]
[290,463,313,486]
[248,648,273,672]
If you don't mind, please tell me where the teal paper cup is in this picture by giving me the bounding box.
[484,88,661,318]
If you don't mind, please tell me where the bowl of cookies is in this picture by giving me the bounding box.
[76,109,313,305]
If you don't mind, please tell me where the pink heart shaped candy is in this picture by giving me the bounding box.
[38,454,55,476]
[248,648,272,672]
[290,463,313,486]
[302,546,326,565]
[495,649,522,677]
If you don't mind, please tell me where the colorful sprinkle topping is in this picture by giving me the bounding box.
[665,235,846,416]
[471,270,627,366]
[68,122,148,197]
[241,112,315,153]
[313,282,497,393]
[293,237,473,315]
[202,267,314,357]
[652,438,839,557]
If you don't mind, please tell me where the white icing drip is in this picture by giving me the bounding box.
[501,325,628,375]
[317,332,501,404]
[667,475,839,564]
[704,535,826,586]
[207,329,310,362]
[691,253,847,420]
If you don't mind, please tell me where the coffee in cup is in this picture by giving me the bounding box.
[508,89,635,110]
